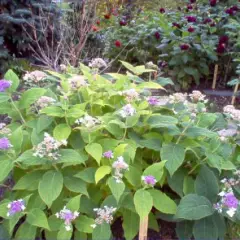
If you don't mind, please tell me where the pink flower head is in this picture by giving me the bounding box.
[203,18,212,24]
[187,4,193,10]
[7,199,25,217]
[159,8,165,13]
[154,32,161,40]
[115,40,122,48]
[224,192,238,209]
[209,0,217,7]
[103,150,114,159]
[180,44,190,50]
[142,175,157,186]
[190,0,196,3]
[0,80,11,92]
[186,16,197,23]
[172,22,181,28]
[119,20,127,26]
[0,137,12,150]
[188,26,195,32]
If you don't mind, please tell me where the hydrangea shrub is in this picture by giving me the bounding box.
[0,63,239,239]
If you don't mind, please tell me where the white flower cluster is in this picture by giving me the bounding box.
[185,102,206,119]
[89,58,107,69]
[119,104,136,118]
[23,71,47,85]
[169,93,188,104]
[223,105,240,122]
[189,90,208,103]
[35,96,56,109]
[91,206,116,228]
[0,123,11,136]
[60,64,67,72]
[112,156,129,183]
[121,89,139,102]
[75,115,101,128]
[33,133,67,160]
[68,75,89,90]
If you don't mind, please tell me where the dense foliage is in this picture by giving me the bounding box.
[0,61,239,239]
[93,0,240,89]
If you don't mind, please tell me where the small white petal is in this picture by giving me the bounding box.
[65,225,71,231]
[7,212,10,217]
[55,213,60,218]
[218,191,225,197]
[226,208,236,218]
[7,204,11,208]
[21,205,26,211]
[91,224,97,229]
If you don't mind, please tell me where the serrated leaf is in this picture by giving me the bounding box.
[161,144,185,176]
[134,189,153,219]
[85,143,102,165]
[123,210,139,240]
[38,170,63,207]
[27,208,50,230]
[143,161,166,182]
[175,194,214,220]
[75,215,95,233]
[53,124,71,141]
[108,177,125,203]
[92,223,111,240]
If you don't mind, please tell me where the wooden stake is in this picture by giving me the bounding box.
[139,216,148,240]
[231,83,239,105]
[212,64,219,89]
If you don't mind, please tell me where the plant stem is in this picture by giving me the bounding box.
[10,96,26,124]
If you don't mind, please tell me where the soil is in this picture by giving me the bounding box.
[111,218,177,240]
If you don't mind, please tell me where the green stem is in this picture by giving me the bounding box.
[10,96,26,124]
[176,124,191,144]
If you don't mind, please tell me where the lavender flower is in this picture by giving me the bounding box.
[224,192,238,209]
[112,156,129,183]
[91,206,116,228]
[103,150,114,159]
[0,137,12,150]
[148,97,159,106]
[0,80,11,92]
[7,199,25,217]
[55,206,79,231]
[119,104,136,118]
[142,175,157,186]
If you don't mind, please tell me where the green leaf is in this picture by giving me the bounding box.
[148,115,178,128]
[74,167,96,183]
[64,177,88,196]
[143,161,166,182]
[66,195,81,212]
[38,170,63,207]
[92,223,111,240]
[185,127,217,138]
[4,69,19,92]
[183,176,195,195]
[161,144,185,176]
[124,166,142,187]
[58,149,87,165]
[27,208,50,230]
[53,124,71,141]
[108,177,125,203]
[36,115,53,134]
[85,143,102,165]
[15,222,37,240]
[193,216,218,240]
[197,113,217,128]
[175,194,214,220]
[95,166,111,184]
[134,189,153,220]
[19,88,46,109]
[176,221,193,240]
[137,81,164,90]
[57,224,72,240]
[40,106,65,117]
[0,93,10,103]
[75,215,95,233]
[9,126,23,154]
[122,210,139,240]
[0,160,13,183]
[195,165,219,202]
[14,170,43,191]
[15,150,46,166]
[149,189,177,214]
